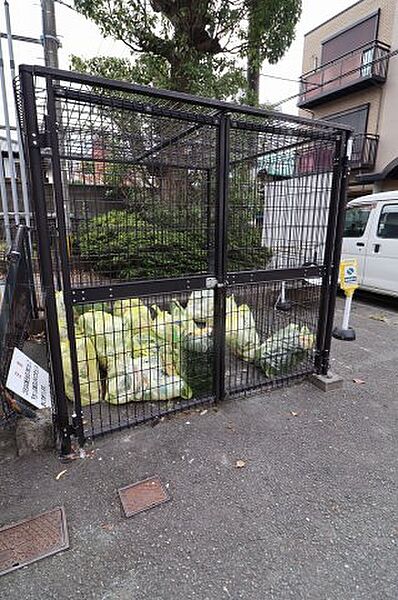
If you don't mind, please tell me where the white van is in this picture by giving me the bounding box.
[341,191,398,297]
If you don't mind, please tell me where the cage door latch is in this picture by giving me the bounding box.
[205,277,226,289]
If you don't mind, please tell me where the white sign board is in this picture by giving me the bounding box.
[6,348,51,409]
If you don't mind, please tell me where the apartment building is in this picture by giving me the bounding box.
[298,0,398,197]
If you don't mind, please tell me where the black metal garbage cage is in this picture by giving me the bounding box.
[17,65,350,454]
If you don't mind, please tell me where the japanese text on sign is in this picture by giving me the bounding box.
[6,348,51,409]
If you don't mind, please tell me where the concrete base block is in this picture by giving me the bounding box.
[15,408,54,456]
[309,372,344,392]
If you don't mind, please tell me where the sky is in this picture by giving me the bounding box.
[1,0,355,132]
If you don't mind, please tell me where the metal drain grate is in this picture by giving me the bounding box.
[0,506,69,576]
[118,476,170,518]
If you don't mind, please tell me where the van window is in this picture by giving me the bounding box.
[377,204,398,239]
[343,205,371,237]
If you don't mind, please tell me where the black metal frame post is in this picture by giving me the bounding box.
[213,113,230,402]
[314,134,345,374]
[206,168,215,273]
[19,65,72,455]
[23,226,39,319]
[46,76,85,446]
[320,132,351,375]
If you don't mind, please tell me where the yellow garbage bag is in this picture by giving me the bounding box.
[60,329,101,406]
[113,298,152,336]
[77,310,130,377]
[151,305,174,341]
[225,296,260,362]
[186,290,214,324]
[105,356,192,404]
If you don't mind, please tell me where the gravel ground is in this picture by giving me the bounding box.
[0,294,397,600]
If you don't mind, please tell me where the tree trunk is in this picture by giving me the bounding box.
[247,55,260,106]
[246,0,261,106]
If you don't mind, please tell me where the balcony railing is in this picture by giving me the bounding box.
[298,40,390,108]
[294,132,379,176]
[350,133,379,170]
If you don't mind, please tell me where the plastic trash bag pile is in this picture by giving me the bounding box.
[254,323,315,377]
[56,292,213,406]
[56,289,315,407]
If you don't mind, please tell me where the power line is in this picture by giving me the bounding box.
[54,0,76,10]
[272,46,398,108]
[257,72,311,85]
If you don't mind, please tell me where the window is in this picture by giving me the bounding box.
[324,105,368,134]
[343,205,371,237]
[377,204,398,239]
[321,12,379,65]
[361,47,374,77]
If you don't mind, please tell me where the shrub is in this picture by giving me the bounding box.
[75,209,271,280]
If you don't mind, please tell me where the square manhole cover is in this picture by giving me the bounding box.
[0,506,69,577]
[118,476,170,518]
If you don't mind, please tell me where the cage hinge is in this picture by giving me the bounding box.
[69,411,83,437]
[8,248,21,263]
[37,130,51,149]
[36,115,51,149]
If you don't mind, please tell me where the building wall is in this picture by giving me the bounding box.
[373,2,398,175]
[313,86,382,134]
[300,0,396,132]
[301,0,395,74]
[300,0,398,192]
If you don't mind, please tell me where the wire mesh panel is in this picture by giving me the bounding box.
[223,118,343,396]
[47,80,220,289]
[59,290,215,439]
[17,65,349,447]
[224,279,322,396]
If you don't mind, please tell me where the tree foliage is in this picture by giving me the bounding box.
[73,0,301,103]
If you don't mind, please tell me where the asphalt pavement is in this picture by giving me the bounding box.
[1,294,397,600]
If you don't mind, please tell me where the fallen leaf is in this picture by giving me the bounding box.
[55,469,67,480]
[353,378,365,384]
[369,313,388,322]
[235,459,246,468]
[101,523,114,532]
[290,411,299,417]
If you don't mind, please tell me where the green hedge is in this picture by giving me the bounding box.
[76,209,271,280]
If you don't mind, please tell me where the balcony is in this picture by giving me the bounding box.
[350,133,379,171]
[298,40,390,108]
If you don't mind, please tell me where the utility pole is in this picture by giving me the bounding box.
[41,0,59,68]
[4,0,31,232]
[41,0,72,243]
[0,35,19,224]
